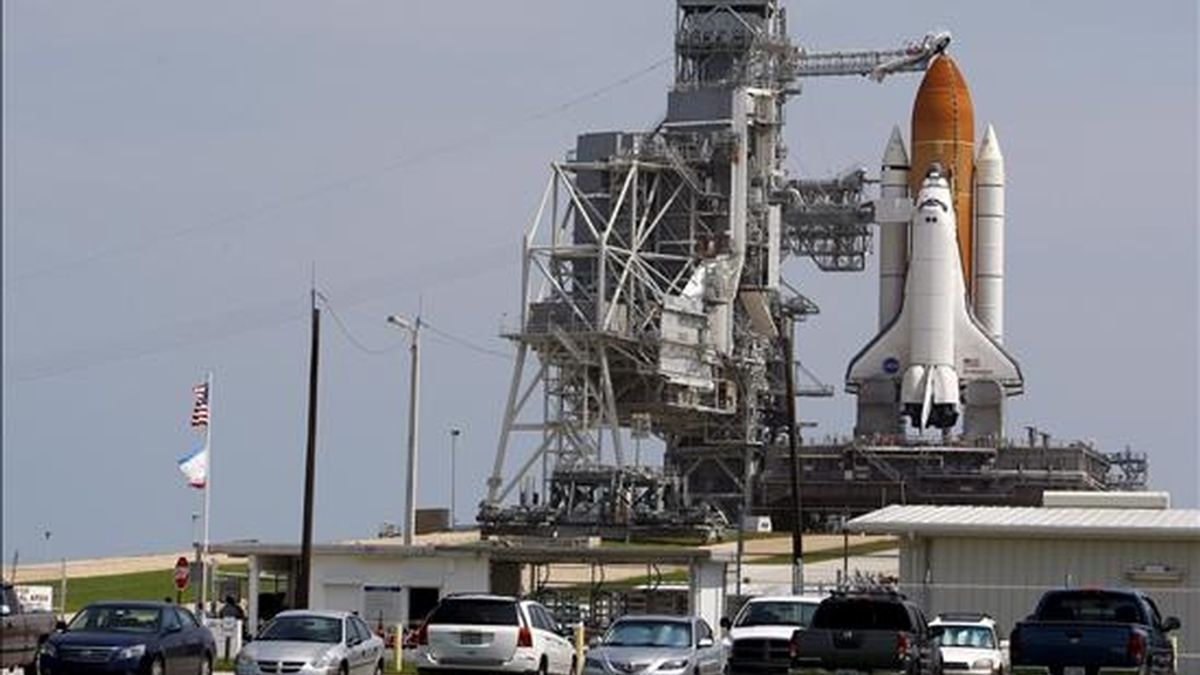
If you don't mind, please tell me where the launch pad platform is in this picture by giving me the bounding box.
[479,439,1148,541]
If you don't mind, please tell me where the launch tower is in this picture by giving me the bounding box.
[480,1,1146,539]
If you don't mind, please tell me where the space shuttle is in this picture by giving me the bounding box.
[848,55,1024,439]
[847,165,1022,432]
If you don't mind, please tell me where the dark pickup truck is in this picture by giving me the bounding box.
[1,582,59,674]
[1009,589,1180,675]
[790,591,942,675]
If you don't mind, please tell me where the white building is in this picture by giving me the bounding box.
[212,540,731,636]
[847,493,1200,668]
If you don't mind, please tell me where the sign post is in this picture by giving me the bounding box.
[174,556,190,604]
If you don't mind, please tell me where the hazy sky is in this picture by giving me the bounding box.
[3,1,1197,564]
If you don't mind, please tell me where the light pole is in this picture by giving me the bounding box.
[387,314,422,546]
[449,428,462,528]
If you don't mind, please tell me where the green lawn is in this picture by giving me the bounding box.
[27,565,247,614]
[578,539,899,590]
[753,538,899,566]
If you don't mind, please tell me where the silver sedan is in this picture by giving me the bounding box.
[234,610,386,675]
[583,615,724,675]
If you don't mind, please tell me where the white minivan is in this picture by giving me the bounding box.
[412,594,576,675]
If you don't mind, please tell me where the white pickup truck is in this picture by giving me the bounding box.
[721,595,824,675]
[1,582,59,675]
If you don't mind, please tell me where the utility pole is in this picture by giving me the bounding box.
[387,314,422,546]
[783,316,804,594]
[449,428,462,528]
[298,288,321,608]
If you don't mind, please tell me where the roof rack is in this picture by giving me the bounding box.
[934,612,993,622]
[830,586,906,600]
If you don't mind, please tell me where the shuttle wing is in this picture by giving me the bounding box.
[953,302,1024,394]
[845,309,909,392]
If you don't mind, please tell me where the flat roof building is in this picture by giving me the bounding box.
[847,494,1200,668]
[211,538,732,636]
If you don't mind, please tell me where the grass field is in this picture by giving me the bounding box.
[753,538,899,566]
[574,539,898,590]
[27,565,247,614]
[22,539,897,613]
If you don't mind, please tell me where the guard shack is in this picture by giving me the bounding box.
[212,538,731,636]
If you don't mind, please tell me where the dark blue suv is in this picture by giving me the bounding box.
[39,601,216,675]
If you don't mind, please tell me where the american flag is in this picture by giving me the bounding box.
[191,382,210,427]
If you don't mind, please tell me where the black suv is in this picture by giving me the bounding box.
[790,590,942,675]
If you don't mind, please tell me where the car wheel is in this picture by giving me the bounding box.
[374,660,384,675]
[570,655,578,675]
[199,652,213,675]
[538,656,549,675]
[339,662,349,675]
[150,656,165,675]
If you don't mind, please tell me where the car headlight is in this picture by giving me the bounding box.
[971,657,995,671]
[312,648,337,668]
[658,658,690,671]
[235,651,256,667]
[117,644,146,660]
[39,642,57,658]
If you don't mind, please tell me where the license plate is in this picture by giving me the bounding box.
[460,631,483,645]
[1064,668,1085,675]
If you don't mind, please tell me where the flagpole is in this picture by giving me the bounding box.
[202,370,213,614]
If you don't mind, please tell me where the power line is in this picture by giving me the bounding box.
[5,242,521,383]
[4,54,671,287]
[423,321,514,362]
[321,295,407,356]
[323,287,514,362]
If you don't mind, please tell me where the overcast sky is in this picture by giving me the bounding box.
[3,1,1197,564]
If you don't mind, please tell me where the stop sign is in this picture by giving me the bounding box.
[173,556,190,590]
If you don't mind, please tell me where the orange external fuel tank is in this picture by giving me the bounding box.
[910,55,975,295]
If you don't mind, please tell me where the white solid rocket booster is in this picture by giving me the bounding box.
[878,126,910,330]
[973,124,1005,342]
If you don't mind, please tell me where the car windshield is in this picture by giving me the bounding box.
[604,620,692,648]
[811,600,913,631]
[735,602,818,628]
[258,615,342,643]
[67,606,160,633]
[930,625,995,649]
[428,599,518,626]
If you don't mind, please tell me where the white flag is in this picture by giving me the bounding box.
[178,443,208,489]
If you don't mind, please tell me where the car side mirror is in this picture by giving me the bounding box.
[697,637,714,648]
[999,639,1010,652]
[557,624,573,638]
[1163,616,1181,632]
[588,636,601,648]
[0,604,10,617]
[166,624,182,634]
[719,617,731,631]
[56,620,68,632]
[347,637,361,647]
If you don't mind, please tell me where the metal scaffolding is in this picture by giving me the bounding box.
[476,1,1138,541]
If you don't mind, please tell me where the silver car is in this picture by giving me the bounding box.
[583,615,724,675]
[234,610,386,675]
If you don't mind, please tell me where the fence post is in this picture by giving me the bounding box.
[394,623,404,673]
